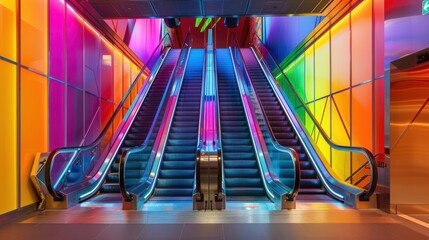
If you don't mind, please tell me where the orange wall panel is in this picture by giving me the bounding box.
[123,57,131,108]
[21,0,48,74]
[114,50,123,105]
[20,68,48,207]
[0,0,16,61]
[351,83,373,151]
[0,60,17,214]
[351,0,372,86]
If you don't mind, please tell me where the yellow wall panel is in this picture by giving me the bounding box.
[0,60,17,214]
[314,33,330,99]
[314,98,331,163]
[0,0,16,61]
[21,0,48,74]
[20,68,48,207]
[331,14,350,92]
[332,90,351,142]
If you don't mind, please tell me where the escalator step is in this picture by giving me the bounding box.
[156,178,194,188]
[225,178,263,187]
[224,160,258,168]
[226,188,266,196]
[223,152,256,160]
[159,169,195,178]
[162,160,195,169]
[225,168,260,178]
[155,188,193,196]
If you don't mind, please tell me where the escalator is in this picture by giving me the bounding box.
[241,48,324,194]
[216,49,267,199]
[99,49,180,194]
[153,49,204,198]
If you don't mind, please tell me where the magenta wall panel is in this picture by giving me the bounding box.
[67,86,83,146]
[49,79,65,150]
[49,0,65,81]
[66,9,83,89]
[84,26,100,96]
[128,19,161,63]
[84,92,100,144]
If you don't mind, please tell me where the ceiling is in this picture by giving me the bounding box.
[87,0,334,18]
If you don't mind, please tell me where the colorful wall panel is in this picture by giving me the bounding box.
[0,60,17,214]
[263,16,323,63]
[20,69,48,206]
[0,0,16,61]
[264,0,384,181]
[0,0,160,215]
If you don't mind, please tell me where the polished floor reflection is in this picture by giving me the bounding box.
[1,195,428,240]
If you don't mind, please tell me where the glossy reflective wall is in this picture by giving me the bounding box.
[0,0,157,215]
[390,59,429,212]
[264,0,385,181]
[387,0,429,213]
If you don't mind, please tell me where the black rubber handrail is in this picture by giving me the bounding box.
[45,34,174,201]
[249,33,377,201]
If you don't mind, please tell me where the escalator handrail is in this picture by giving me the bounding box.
[45,33,174,201]
[120,33,192,202]
[119,51,180,202]
[229,33,295,200]
[195,42,208,195]
[213,45,224,197]
[241,50,301,200]
[249,33,377,200]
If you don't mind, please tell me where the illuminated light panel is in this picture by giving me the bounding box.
[200,18,212,32]
[195,17,203,27]
[21,0,48,74]
[0,60,17,214]
[20,68,48,206]
[0,0,17,61]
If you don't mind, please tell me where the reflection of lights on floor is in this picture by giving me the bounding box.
[245,205,259,210]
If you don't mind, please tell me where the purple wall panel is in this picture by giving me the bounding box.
[100,41,113,101]
[128,19,161,63]
[66,9,83,89]
[84,92,100,144]
[49,79,65,150]
[385,0,429,69]
[67,86,83,146]
[84,26,100,96]
[264,16,322,63]
[49,0,65,80]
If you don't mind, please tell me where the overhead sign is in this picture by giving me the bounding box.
[423,0,429,15]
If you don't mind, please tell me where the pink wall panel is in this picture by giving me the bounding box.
[84,92,100,144]
[49,0,65,80]
[66,8,83,88]
[84,24,101,96]
[67,86,83,146]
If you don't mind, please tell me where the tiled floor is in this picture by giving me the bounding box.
[1,195,429,240]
